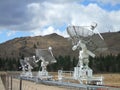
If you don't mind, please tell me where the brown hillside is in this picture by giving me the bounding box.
[0,33,75,59]
[0,32,120,59]
[102,32,120,55]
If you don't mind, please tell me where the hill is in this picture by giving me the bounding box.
[0,33,74,59]
[0,32,120,59]
[102,32,120,55]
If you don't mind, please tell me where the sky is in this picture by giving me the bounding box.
[0,0,120,43]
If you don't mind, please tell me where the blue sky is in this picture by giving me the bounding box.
[0,0,120,43]
[0,30,31,43]
[81,0,120,11]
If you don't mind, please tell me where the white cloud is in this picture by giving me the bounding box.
[28,2,120,34]
[0,0,120,37]
[30,26,68,37]
[7,31,16,36]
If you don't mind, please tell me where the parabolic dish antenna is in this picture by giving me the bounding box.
[20,59,27,67]
[36,47,56,64]
[20,59,28,70]
[67,23,107,53]
[66,23,107,84]
[24,57,38,67]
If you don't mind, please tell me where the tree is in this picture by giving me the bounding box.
[33,44,37,48]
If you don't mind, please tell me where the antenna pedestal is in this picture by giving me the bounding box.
[37,70,52,80]
[73,66,103,85]
[20,71,33,77]
[73,67,93,78]
[36,47,56,80]
[37,61,52,80]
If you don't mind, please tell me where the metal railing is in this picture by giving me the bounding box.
[0,72,119,90]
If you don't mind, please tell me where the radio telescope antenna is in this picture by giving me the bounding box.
[67,22,107,84]
[24,57,38,68]
[67,22,107,53]
[36,46,56,80]
[91,22,104,40]
[20,56,38,77]
[20,59,28,76]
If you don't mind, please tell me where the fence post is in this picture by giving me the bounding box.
[19,78,22,90]
[11,76,12,90]
[6,74,9,90]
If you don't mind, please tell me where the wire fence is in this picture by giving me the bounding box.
[0,74,120,90]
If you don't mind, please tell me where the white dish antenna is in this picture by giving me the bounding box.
[36,47,56,64]
[67,23,107,53]
[20,59,27,67]
[24,57,38,67]
[20,59,28,70]
[66,23,107,84]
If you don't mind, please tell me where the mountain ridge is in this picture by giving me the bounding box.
[0,32,120,59]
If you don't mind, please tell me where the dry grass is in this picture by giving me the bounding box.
[0,77,5,90]
[12,78,68,90]
[94,73,120,87]
[0,72,7,75]
[50,72,120,87]
[41,72,120,87]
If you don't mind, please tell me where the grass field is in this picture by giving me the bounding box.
[94,73,120,87]
[49,72,120,87]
